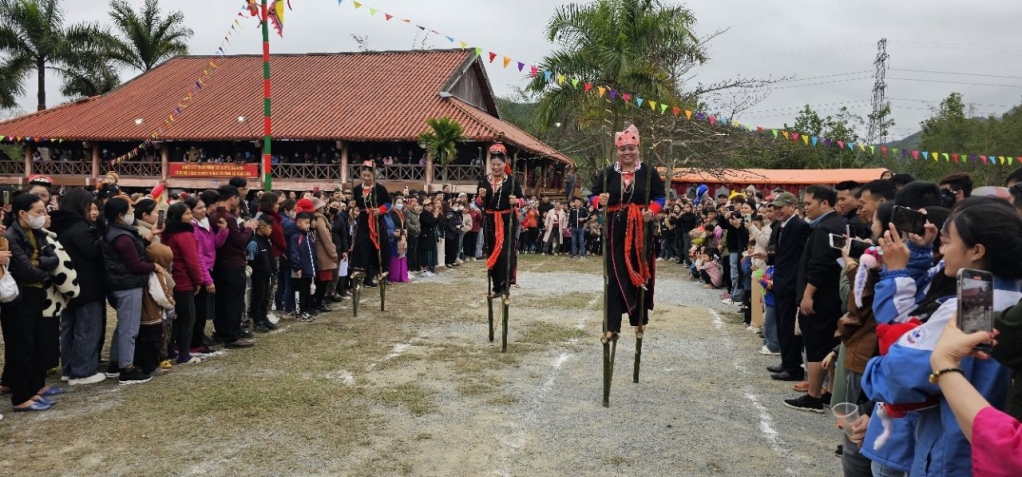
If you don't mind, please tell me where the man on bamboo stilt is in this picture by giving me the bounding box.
[477,143,523,299]
[591,125,666,341]
[350,161,392,288]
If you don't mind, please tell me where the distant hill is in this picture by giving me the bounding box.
[888,130,922,150]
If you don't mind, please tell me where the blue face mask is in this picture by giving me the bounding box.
[396,204,404,211]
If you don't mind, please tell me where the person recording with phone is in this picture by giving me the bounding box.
[862,197,1022,477]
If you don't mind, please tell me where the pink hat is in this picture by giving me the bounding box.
[296,198,315,213]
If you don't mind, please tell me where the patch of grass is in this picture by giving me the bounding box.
[376,382,438,416]
[458,382,494,396]
[415,433,433,441]
[373,352,423,371]
[607,456,633,466]
[487,394,520,405]
[518,322,587,344]
[423,342,521,374]
[517,291,599,310]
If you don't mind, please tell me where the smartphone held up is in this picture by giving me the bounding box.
[957,268,994,352]
[892,206,926,236]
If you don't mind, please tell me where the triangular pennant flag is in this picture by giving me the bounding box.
[981,155,988,164]
[792,133,799,142]
[709,115,716,126]
[598,86,606,97]
[838,140,844,149]
[922,151,929,160]
[952,154,959,163]
[672,107,680,116]
[544,70,552,82]
[571,78,579,88]
[530,66,538,77]
[609,90,617,100]
[517,62,524,72]
[385,14,393,21]
[932,151,939,161]
[459,41,467,49]
[912,150,920,160]
[811,137,818,147]
[352,1,361,8]
[757,126,764,132]
[474,47,483,57]
[584,83,592,93]
[488,52,497,63]
[403,19,410,23]
[893,148,900,157]
[635,97,644,107]
[943,153,949,162]
[848,143,855,151]
[502,57,511,68]
[781,131,789,139]
[622,93,631,103]
[445,36,454,43]
[881,146,888,156]
[859,144,866,152]
[802,135,809,145]
[557,74,565,85]
[771,129,778,139]
[720,117,728,125]
[685,110,693,120]
[660,103,669,114]
[869,145,875,155]
[649,100,657,111]
[825,139,832,147]
[369,8,376,15]
[1000,156,1007,165]
[416,25,425,31]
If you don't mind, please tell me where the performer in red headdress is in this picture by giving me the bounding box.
[350,161,392,288]
[591,124,666,339]
[476,143,523,299]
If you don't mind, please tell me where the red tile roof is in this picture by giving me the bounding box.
[0,49,572,164]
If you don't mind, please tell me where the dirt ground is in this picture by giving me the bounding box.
[0,254,841,476]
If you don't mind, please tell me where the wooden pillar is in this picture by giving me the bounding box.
[339,140,349,184]
[425,153,434,191]
[91,144,100,183]
[24,144,33,178]
[160,144,170,180]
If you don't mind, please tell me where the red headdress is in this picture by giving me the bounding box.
[615,124,640,148]
[489,143,512,175]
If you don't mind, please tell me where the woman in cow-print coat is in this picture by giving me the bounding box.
[0,193,61,412]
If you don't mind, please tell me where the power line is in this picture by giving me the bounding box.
[768,77,872,91]
[742,99,872,115]
[772,71,872,83]
[710,43,876,62]
[890,68,1022,81]
[892,41,1022,53]
[890,97,1019,109]
[888,77,1022,89]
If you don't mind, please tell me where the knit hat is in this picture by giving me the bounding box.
[310,197,326,211]
[296,198,315,213]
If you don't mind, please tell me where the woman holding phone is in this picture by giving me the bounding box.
[862,197,1022,476]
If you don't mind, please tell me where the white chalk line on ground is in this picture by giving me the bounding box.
[708,309,793,472]
[492,296,597,476]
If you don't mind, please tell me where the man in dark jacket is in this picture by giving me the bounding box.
[49,189,107,385]
[212,185,258,348]
[567,198,590,258]
[760,192,811,382]
[786,185,845,412]
[330,203,350,299]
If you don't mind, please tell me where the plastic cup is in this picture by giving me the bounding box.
[832,402,860,439]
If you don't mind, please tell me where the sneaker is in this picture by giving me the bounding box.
[225,339,255,348]
[178,356,204,364]
[783,394,824,413]
[253,323,271,333]
[191,346,215,355]
[61,375,70,382]
[240,330,254,339]
[105,363,121,378]
[821,392,833,405]
[316,304,333,313]
[748,326,761,333]
[119,367,153,385]
[456,259,464,265]
[267,313,279,324]
[263,320,278,331]
[835,444,843,457]
[296,313,315,323]
[758,346,781,356]
[69,373,106,386]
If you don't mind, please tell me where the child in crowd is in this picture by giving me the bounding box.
[698,248,724,289]
[759,264,779,355]
[248,215,278,333]
[741,241,755,327]
[289,212,317,322]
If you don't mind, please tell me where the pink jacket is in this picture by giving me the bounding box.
[543,209,566,241]
[972,407,1022,476]
[699,259,724,287]
[192,217,228,284]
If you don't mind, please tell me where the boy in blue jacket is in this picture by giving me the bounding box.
[289,213,317,322]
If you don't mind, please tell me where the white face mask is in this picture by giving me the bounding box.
[395,204,404,211]
[123,213,135,225]
[27,213,46,230]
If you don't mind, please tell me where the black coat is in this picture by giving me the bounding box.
[332,211,350,255]
[796,211,845,306]
[767,216,811,295]
[5,222,56,286]
[49,210,105,303]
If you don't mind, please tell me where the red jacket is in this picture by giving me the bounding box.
[262,209,287,258]
[163,222,207,291]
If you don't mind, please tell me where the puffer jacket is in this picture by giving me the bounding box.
[162,221,206,291]
[5,221,57,288]
[48,209,105,303]
[192,217,228,285]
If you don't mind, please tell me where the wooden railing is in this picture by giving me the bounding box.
[347,164,428,183]
[103,160,162,178]
[272,163,341,180]
[0,161,24,175]
[33,160,92,176]
[435,165,483,183]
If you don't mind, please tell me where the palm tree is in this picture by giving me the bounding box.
[526,0,705,131]
[106,0,192,72]
[0,0,114,110]
[417,117,466,182]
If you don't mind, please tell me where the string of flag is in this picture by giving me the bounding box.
[338,0,1022,166]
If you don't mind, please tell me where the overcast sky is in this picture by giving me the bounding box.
[24,0,1022,141]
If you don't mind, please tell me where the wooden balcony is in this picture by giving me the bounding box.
[32,160,93,177]
[103,160,163,179]
[273,163,341,180]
